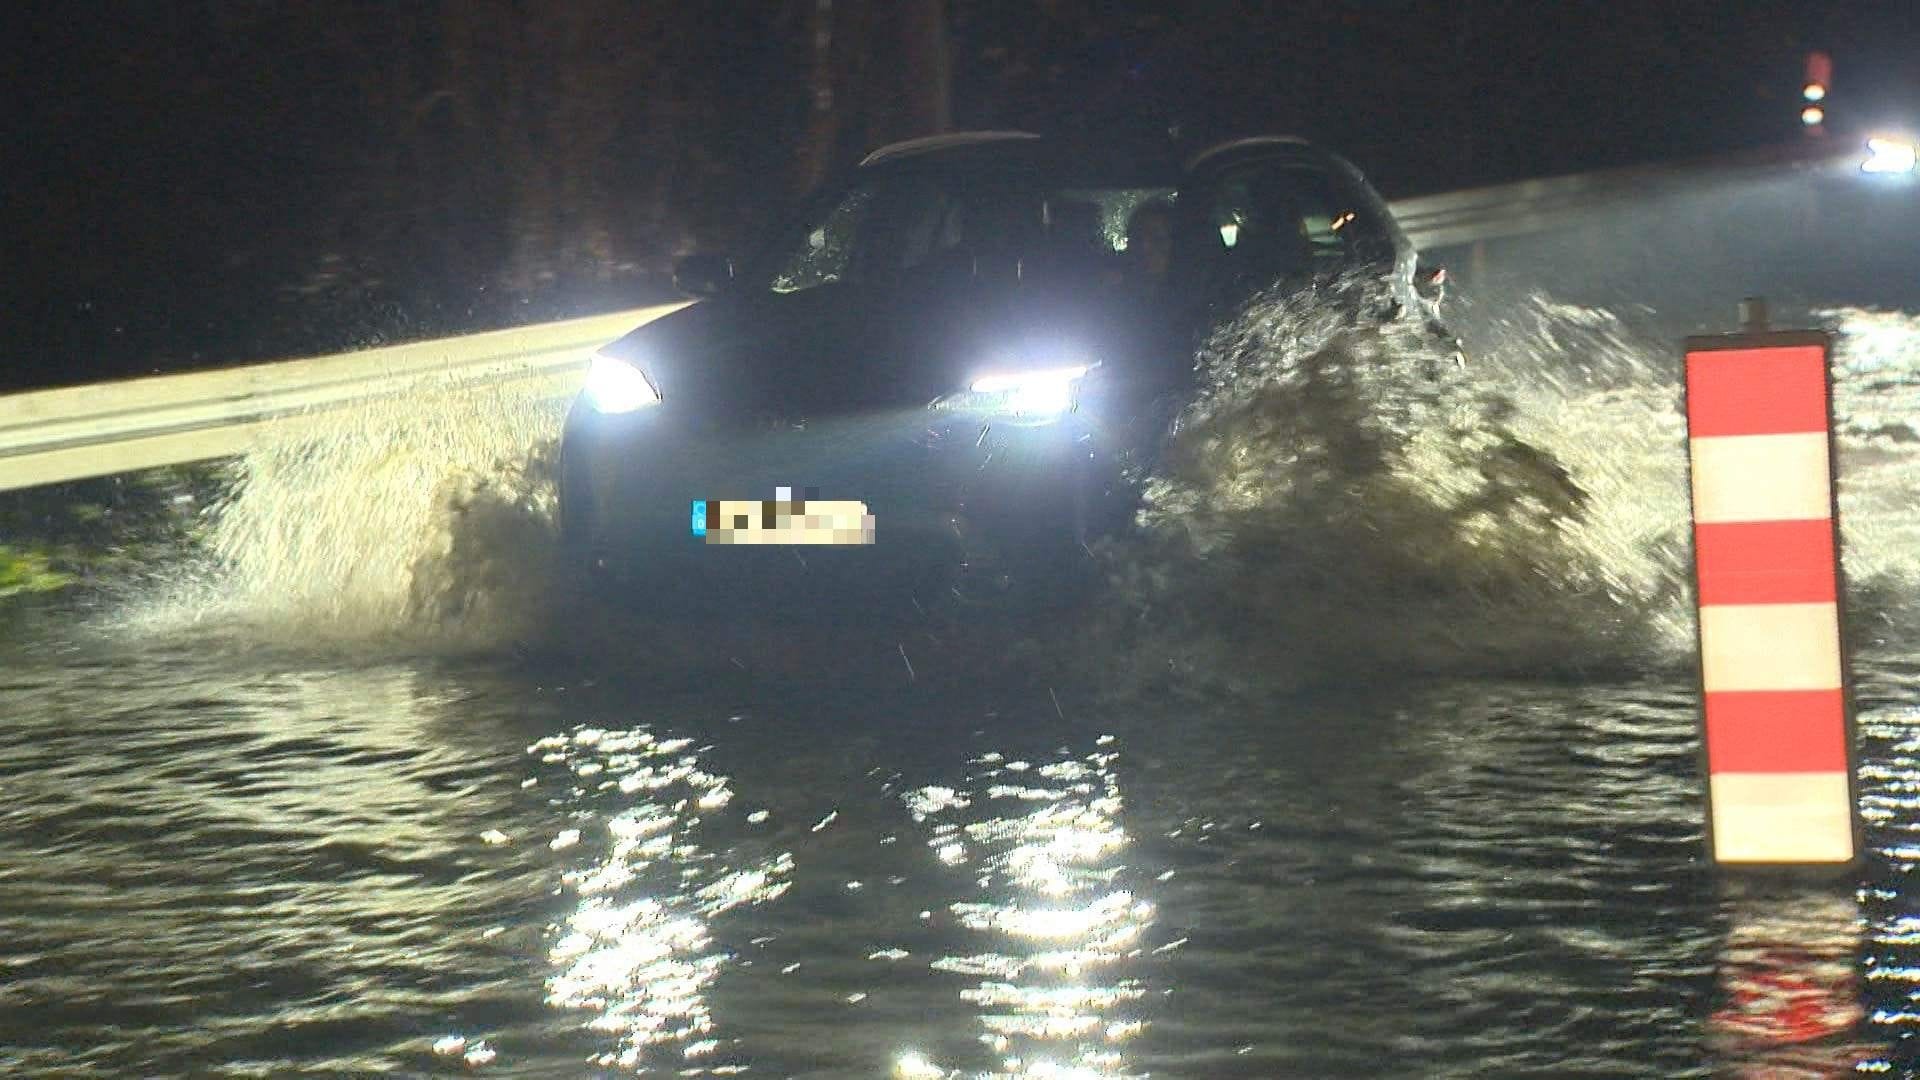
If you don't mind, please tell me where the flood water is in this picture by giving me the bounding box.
[3,294,1920,1078]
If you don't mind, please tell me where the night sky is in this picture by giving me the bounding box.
[7,0,1918,391]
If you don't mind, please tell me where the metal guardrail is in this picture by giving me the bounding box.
[1392,142,1857,251]
[0,303,687,493]
[0,141,1865,494]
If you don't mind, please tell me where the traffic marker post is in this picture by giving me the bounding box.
[1684,302,1859,868]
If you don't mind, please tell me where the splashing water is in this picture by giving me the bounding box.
[1824,307,1920,619]
[1093,279,1667,694]
[1093,280,1920,695]
[141,377,573,652]
[132,290,1920,687]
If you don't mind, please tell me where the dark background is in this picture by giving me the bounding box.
[7,0,1918,391]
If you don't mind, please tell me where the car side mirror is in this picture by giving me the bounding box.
[674,253,735,298]
[1414,262,1447,303]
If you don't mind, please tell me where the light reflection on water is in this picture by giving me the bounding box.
[906,741,1152,1078]
[1709,890,1878,1077]
[531,724,792,1073]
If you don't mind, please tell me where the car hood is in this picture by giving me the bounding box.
[596,275,1176,428]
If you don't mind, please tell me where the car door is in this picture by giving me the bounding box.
[1172,138,1411,327]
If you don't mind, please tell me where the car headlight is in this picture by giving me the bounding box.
[583,351,661,413]
[963,363,1095,420]
[1862,135,1917,175]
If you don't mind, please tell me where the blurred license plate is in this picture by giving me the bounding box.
[692,492,874,545]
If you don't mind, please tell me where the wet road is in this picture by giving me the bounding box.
[3,626,1919,1077]
[3,296,1920,1077]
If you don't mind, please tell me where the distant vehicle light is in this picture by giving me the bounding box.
[968,364,1092,417]
[1802,82,1826,103]
[1801,106,1825,127]
[584,352,661,413]
[1862,136,1917,175]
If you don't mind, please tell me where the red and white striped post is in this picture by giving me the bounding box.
[1684,301,1858,867]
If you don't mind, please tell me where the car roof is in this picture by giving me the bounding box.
[858,130,1043,167]
[1182,135,1317,172]
[855,130,1346,189]
[856,130,1189,187]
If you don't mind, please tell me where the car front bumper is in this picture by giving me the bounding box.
[557,398,1116,610]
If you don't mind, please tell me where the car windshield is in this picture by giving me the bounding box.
[754,169,1176,293]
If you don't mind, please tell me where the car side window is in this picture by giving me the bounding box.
[1204,161,1388,279]
[890,182,968,272]
[769,184,875,294]
[878,176,1039,277]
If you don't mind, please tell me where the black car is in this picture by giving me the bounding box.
[557,130,1449,617]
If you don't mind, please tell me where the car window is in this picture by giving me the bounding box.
[1048,187,1177,254]
[768,185,876,293]
[872,176,1032,276]
[763,174,1039,293]
[1203,160,1388,277]
[758,172,1178,294]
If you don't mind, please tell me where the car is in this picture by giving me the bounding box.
[557,130,1453,621]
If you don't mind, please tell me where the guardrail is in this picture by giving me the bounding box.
[0,141,1864,494]
[0,303,687,493]
[1393,142,1856,251]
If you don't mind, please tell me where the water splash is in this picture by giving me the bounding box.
[142,378,572,652]
[129,290,1920,684]
[1091,279,1684,695]
[1824,307,1920,626]
[1093,284,1920,696]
